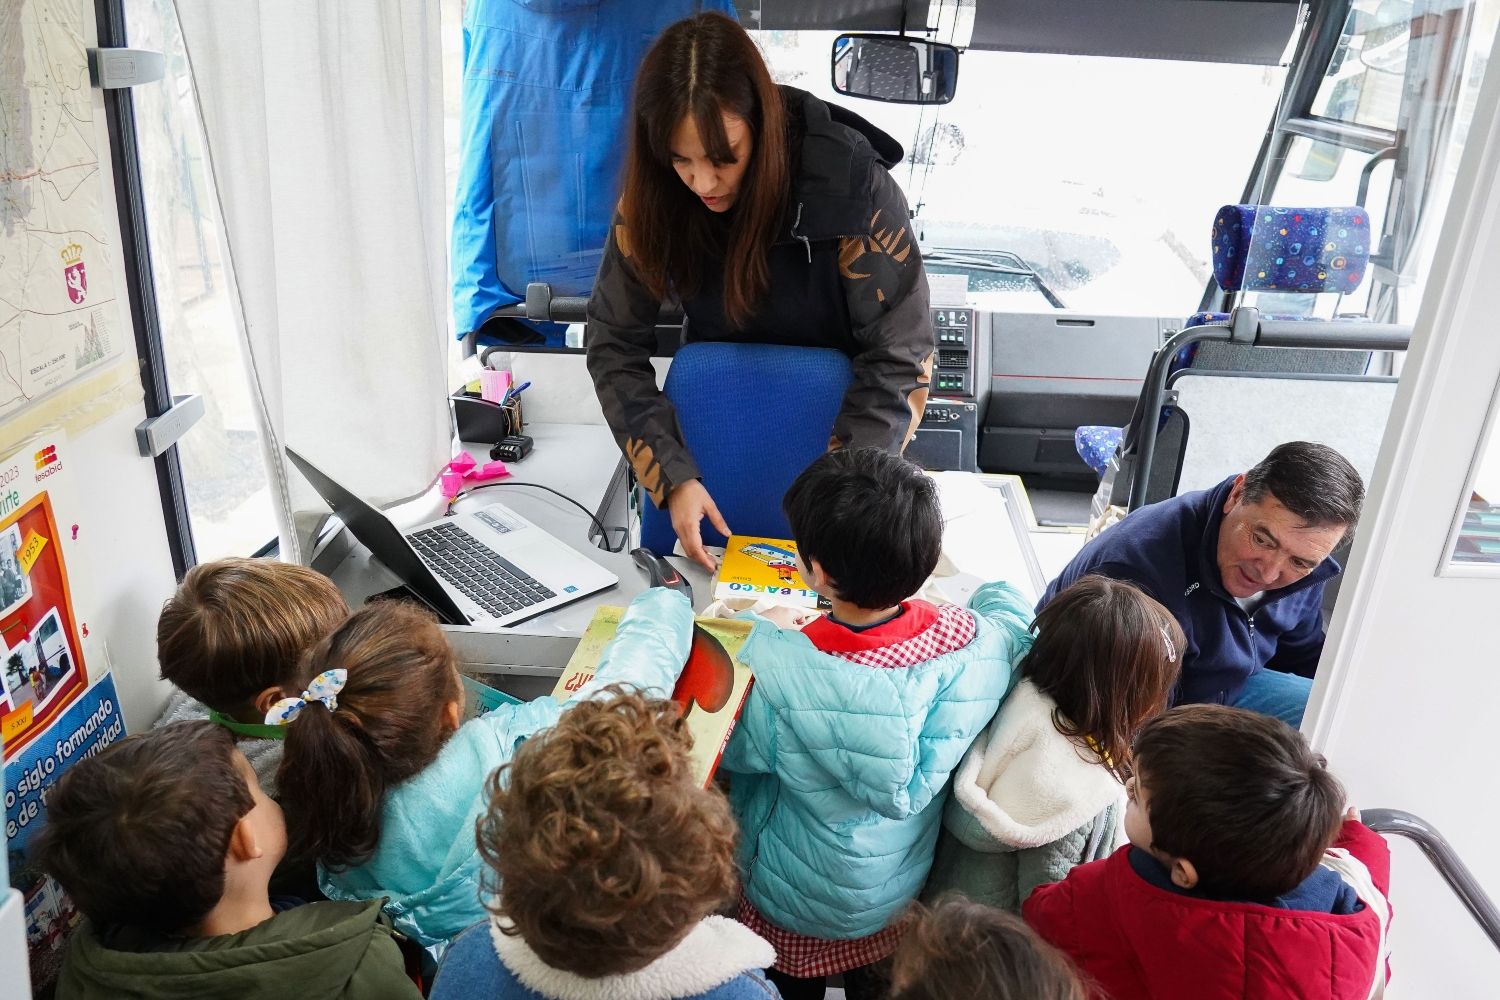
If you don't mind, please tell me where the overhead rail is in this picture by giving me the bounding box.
[1125,307,1411,509]
[1364,809,1500,953]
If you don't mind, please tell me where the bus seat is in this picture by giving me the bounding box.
[638,343,853,556]
[1075,205,1373,475]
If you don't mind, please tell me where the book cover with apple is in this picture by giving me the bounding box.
[552,606,754,787]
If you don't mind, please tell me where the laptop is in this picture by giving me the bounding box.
[287,448,617,627]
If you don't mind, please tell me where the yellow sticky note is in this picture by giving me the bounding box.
[17,531,46,576]
[2,702,32,747]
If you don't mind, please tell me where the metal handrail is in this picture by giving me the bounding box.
[1364,808,1500,952]
[1125,306,1411,510]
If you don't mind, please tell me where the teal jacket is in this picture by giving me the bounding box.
[321,588,693,949]
[721,582,1032,939]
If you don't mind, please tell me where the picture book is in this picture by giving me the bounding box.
[552,606,754,787]
[711,534,831,611]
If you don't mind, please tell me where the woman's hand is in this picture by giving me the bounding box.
[667,479,731,572]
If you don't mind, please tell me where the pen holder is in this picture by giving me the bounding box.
[451,392,524,444]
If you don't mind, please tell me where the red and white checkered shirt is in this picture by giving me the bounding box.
[737,600,978,978]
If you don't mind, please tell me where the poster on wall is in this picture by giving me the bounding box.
[0,435,125,990]
[0,0,128,422]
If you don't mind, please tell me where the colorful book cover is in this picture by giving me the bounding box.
[711,535,830,610]
[552,606,754,787]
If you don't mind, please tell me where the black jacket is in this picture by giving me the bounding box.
[585,87,935,504]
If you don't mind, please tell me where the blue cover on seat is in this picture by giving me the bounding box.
[450,0,735,346]
[639,343,854,555]
[1210,205,1370,294]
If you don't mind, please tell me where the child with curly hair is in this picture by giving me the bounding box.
[430,688,779,999]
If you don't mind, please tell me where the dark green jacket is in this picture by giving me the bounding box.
[56,899,420,1000]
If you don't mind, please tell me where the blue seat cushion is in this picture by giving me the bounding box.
[1075,425,1124,475]
[1211,205,1369,294]
[639,343,854,555]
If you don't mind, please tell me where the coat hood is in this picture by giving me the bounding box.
[946,680,1125,853]
[781,86,905,243]
[56,901,402,1000]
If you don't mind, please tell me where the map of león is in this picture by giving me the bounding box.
[1,0,124,419]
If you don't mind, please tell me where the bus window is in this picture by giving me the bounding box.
[1310,0,1410,131]
[757,29,1287,316]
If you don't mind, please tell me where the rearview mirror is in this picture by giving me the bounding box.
[831,33,959,105]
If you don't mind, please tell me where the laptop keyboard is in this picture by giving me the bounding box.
[408,521,556,619]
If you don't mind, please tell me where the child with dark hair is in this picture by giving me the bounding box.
[718,447,1032,999]
[1024,705,1392,1000]
[154,558,350,796]
[276,589,692,955]
[430,689,778,999]
[889,897,1084,1000]
[925,576,1184,910]
[35,721,419,1000]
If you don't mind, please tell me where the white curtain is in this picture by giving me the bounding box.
[172,0,451,558]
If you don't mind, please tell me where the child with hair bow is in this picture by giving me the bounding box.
[274,591,694,961]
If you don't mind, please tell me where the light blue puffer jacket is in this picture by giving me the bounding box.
[720,582,1033,939]
[320,588,693,950]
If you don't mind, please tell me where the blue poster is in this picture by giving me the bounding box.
[5,673,125,987]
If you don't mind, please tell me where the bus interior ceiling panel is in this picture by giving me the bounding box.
[742,0,1302,65]
[734,0,908,30]
[969,0,1302,65]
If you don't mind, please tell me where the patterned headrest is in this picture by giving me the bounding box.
[1211,205,1369,294]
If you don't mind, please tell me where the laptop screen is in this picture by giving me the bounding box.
[285,448,469,625]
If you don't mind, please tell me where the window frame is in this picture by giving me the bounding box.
[95,0,196,578]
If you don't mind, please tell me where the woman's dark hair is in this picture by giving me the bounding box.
[782,447,944,609]
[890,897,1086,1000]
[1133,704,1346,900]
[619,11,789,328]
[1026,576,1184,781]
[34,722,255,934]
[479,687,739,976]
[276,601,462,868]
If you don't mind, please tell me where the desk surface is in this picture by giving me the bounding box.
[326,422,1053,675]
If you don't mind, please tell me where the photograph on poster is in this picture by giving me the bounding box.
[5,609,76,719]
[0,523,32,618]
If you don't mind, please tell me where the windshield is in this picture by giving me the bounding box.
[758,31,1287,315]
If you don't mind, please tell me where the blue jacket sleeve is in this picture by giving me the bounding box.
[569,587,694,703]
[968,581,1039,657]
[468,588,693,752]
[1265,595,1326,678]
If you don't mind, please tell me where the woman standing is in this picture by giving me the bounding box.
[587,12,935,570]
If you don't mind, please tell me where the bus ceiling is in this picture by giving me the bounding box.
[736,0,1304,65]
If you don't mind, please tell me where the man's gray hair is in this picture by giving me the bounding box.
[1242,442,1365,528]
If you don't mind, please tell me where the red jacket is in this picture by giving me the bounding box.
[1023,820,1391,1000]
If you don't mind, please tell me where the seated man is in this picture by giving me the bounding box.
[1038,441,1363,726]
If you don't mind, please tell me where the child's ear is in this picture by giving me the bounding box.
[252,685,291,717]
[443,699,461,732]
[807,558,831,589]
[1169,857,1199,890]
[227,815,264,864]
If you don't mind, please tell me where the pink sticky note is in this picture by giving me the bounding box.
[449,452,477,474]
[479,369,512,404]
[440,468,465,499]
[467,461,510,482]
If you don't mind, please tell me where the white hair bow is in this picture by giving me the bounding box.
[263,668,347,725]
